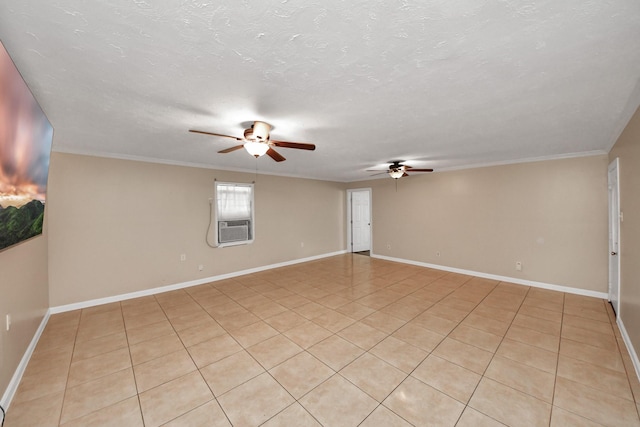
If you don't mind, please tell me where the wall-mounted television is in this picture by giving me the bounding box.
[0,41,53,251]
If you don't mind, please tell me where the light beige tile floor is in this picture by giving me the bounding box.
[5,254,640,426]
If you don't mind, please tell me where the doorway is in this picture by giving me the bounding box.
[347,189,372,254]
[608,158,621,315]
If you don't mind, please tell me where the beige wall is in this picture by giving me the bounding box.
[47,153,346,307]
[0,229,49,402]
[609,106,640,358]
[349,155,609,292]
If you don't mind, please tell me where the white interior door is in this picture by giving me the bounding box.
[351,190,371,252]
[608,158,620,315]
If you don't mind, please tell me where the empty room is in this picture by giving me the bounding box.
[1,1,639,426]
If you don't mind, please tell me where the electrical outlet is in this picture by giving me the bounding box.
[516,261,522,271]
[436,251,441,257]
[180,254,186,262]
[387,243,391,250]
[198,265,204,271]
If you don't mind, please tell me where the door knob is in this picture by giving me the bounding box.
[611,251,617,256]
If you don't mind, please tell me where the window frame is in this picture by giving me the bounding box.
[214,181,255,248]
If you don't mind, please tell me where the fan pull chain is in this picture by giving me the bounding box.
[255,158,259,182]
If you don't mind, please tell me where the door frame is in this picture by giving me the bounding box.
[608,158,621,315]
[346,188,372,253]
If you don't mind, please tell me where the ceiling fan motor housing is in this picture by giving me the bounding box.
[252,121,272,141]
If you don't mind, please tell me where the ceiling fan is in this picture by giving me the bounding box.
[189,121,315,162]
[368,160,434,179]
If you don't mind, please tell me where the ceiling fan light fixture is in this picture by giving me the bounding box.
[389,169,404,179]
[244,140,269,157]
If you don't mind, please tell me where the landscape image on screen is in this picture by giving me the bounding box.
[0,41,53,251]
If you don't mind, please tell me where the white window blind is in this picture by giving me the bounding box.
[216,183,252,220]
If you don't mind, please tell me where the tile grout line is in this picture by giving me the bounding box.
[120,302,148,427]
[56,306,94,426]
[255,265,455,425]
[449,281,529,426]
[56,303,135,426]
[331,267,460,426]
[161,288,236,427]
[548,290,566,426]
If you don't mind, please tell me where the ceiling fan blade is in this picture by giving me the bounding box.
[189,130,243,141]
[271,140,316,151]
[402,172,409,177]
[218,145,245,154]
[407,168,434,172]
[266,148,286,162]
[369,172,388,176]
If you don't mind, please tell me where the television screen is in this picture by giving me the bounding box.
[0,41,53,251]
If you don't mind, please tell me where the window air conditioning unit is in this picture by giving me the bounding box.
[218,220,250,243]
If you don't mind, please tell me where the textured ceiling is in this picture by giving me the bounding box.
[2,1,640,182]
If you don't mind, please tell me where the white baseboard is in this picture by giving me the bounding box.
[1,309,51,410]
[617,317,640,383]
[370,253,609,299]
[50,250,347,314]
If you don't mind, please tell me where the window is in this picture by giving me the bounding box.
[214,182,254,247]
